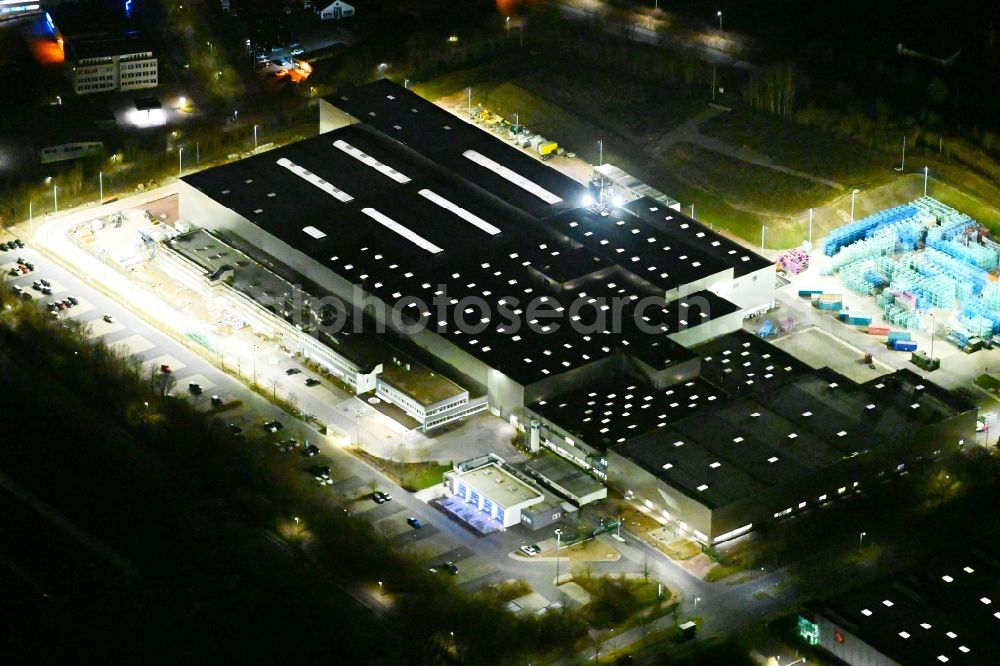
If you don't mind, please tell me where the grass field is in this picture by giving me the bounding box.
[666,143,840,215]
[699,109,889,186]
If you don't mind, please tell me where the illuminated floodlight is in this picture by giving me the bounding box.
[126,108,166,128]
[581,194,594,207]
[612,195,624,208]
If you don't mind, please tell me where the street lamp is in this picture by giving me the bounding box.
[234,109,239,123]
[99,171,104,201]
[695,596,701,610]
[53,183,58,213]
[929,312,936,361]
[808,208,814,246]
[378,580,383,594]
[924,166,929,196]
[253,124,259,150]
[761,224,767,252]
[851,189,860,222]
[554,528,563,584]
[178,146,184,177]
[859,531,867,550]
[717,10,723,31]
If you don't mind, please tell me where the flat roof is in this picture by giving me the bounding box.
[378,361,465,405]
[618,366,967,509]
[623,198,774,278]
[183,120,739,387]
[813,547,1000,665]
[454,463,543,509]
[530,375,724,449]
[327,79,588,220]
[71,33,153,60]
[523,455,605,499]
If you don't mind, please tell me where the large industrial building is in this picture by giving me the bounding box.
[177,79,974,544]
[798,546,999,665]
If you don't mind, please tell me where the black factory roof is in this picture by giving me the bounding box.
[809,547,1000,666]
[184,88,741,386]
[617,364,969,509]
[327,78,587,220]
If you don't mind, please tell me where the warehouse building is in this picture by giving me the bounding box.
[175,80,975,546]
[528,330,975,544]
[180,80,767,420]
[798,547,999,665]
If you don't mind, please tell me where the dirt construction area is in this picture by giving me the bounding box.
[773,327,893,384]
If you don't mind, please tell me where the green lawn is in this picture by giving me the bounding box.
[666,143,840,216]
[353,448,451,492]
[699,108,889,186]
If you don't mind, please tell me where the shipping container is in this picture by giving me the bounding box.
[892,340,918,352]
[868,326,890,336]
[798,289,823,297]
[887,331,912,343]
[847,315,872,326]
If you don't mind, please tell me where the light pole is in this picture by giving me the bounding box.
[851,189,859,222]
[695,596,701,610]
[929,313,935,360]
[99,171,104,201]
[234,109,239,123]
[616,514,622,538]
[354,409,363,450]
[554,528,563,584]
[761,225,767,252]
[924,166,929,196]
[178,146,184,177]
[253,124,259,150]
[808,208,814,246]
[717,10,723,31]
[859,531,867,551]
[899,134,906,172]
[712,65,717,101]
[691,204,695,219]
[467,86,472,117]
[53,184,58,213]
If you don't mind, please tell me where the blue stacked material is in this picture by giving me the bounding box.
[798,289,823,297]
[887,331,912,343]
[823,204,917,256]
[927,238,999,271]
[758,320,775,338]
[891,340,918,352]
[864,270,886,288]
[924,248,988,295]
[960,299,1000,335]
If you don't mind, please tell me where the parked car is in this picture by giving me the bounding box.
[103,314,116,323]
[210,395,224,407]
[285,368,301,375]
[407,517,423,529]
[275,439,297,453]
[188,383,203,395]
[305,378,321,387]
[160,364,172,373]
[40,287,53,296]
[12,239,24,248]
[444,561,459,575]
[372,490,392,504]
[67,296,79,306]
[519,544,542,557]
[301,443,320,457]
[263,420,284,432]
[7,267,19,276]
[289,47,305,56]
[38,278,50,287]
[0,241,9,251]
[229,423,244,438]
[310,465,333,485]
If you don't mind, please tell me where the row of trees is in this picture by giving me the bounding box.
[0,283,596,663]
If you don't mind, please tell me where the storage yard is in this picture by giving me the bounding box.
[791,196,1000,365]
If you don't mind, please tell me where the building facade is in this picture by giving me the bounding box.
[70,39,157,94]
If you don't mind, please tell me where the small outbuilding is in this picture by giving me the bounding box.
[317,0,354,20]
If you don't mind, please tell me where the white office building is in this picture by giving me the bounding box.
[70,37,158,94]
